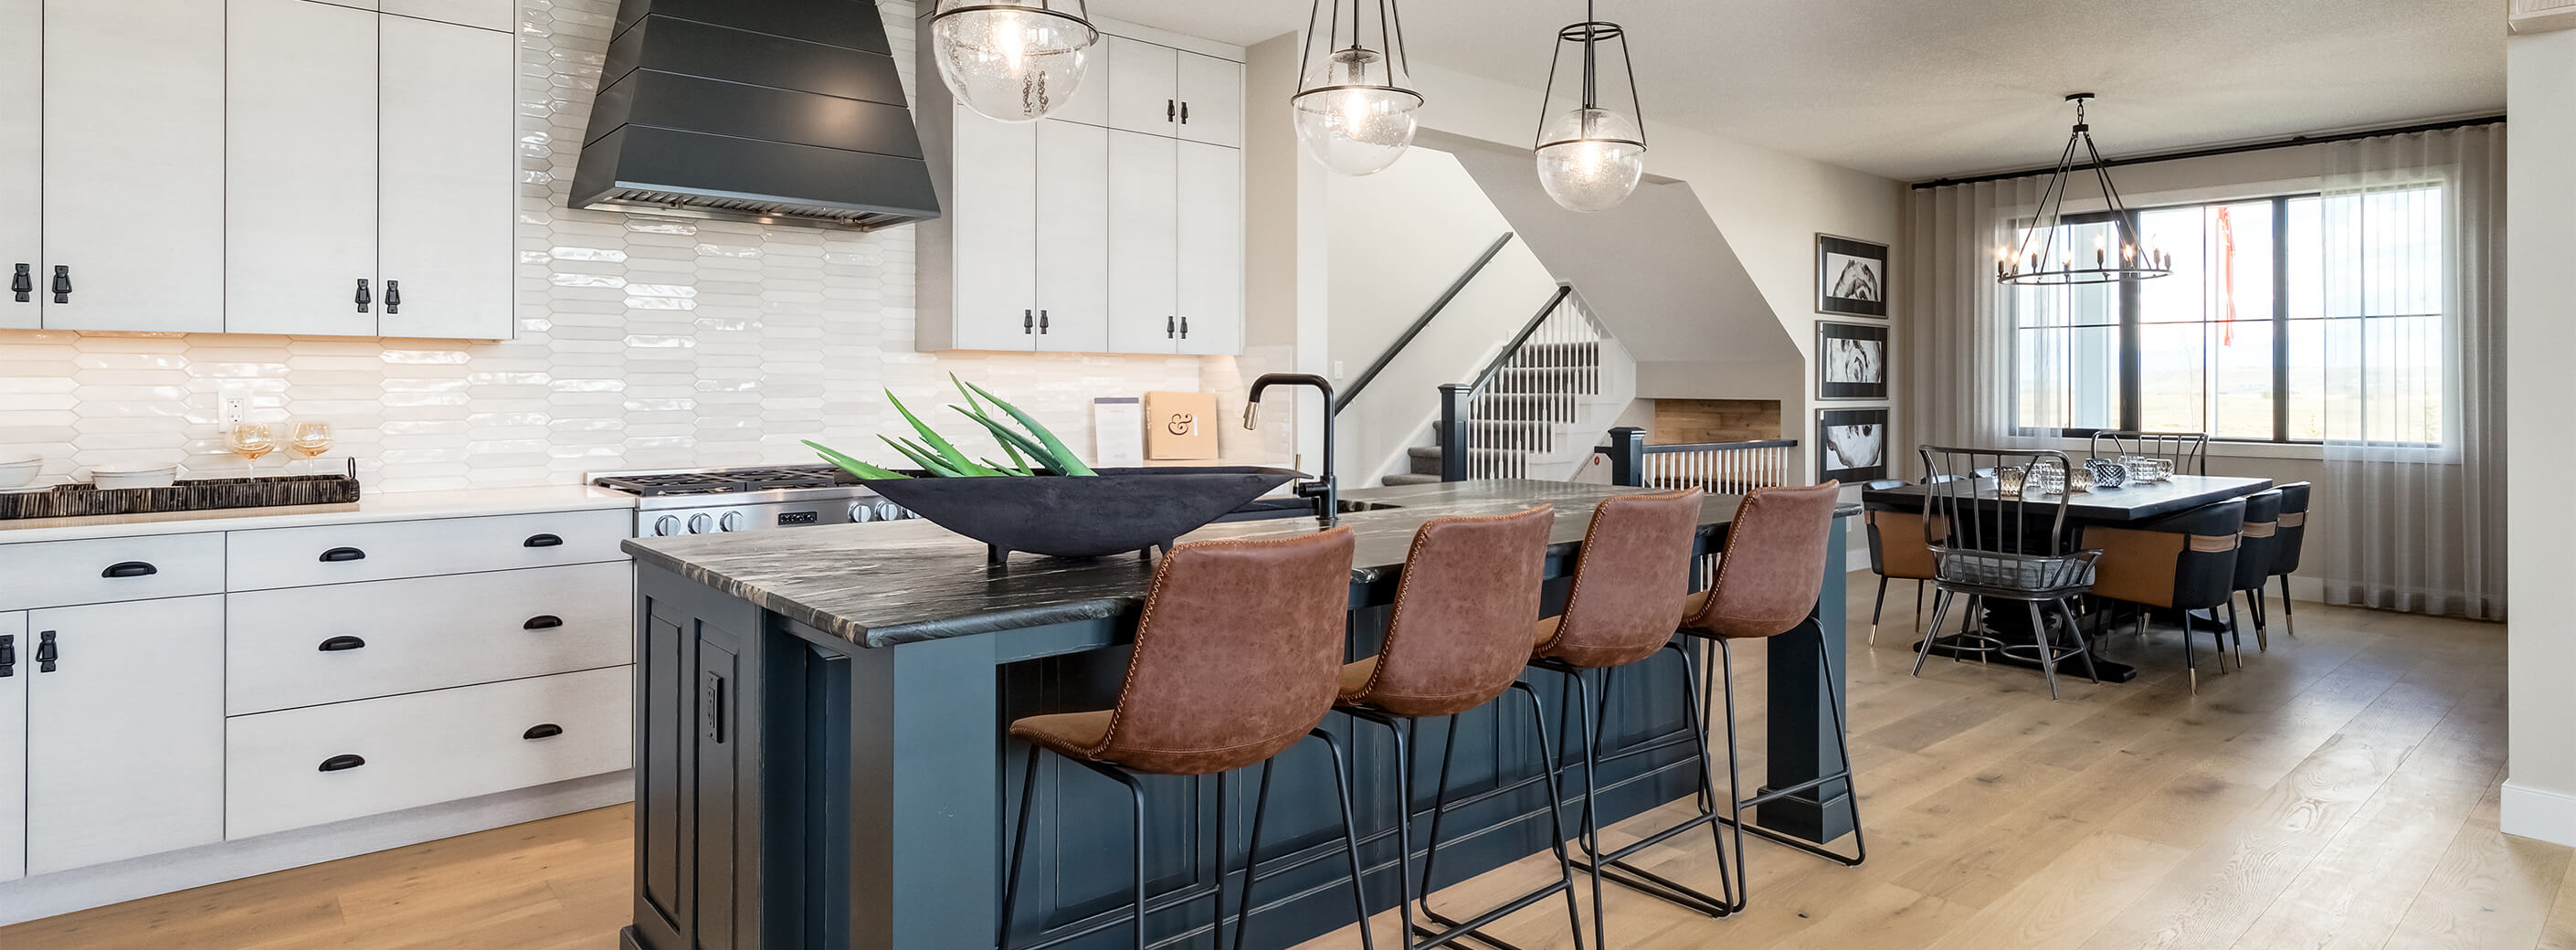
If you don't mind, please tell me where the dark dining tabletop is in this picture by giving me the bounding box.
[1863,473,2275,523]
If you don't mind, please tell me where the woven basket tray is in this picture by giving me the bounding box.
[0,474,362,521]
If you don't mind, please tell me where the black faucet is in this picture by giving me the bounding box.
[1243,373,1338,527]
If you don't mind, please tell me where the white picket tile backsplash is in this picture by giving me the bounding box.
[0,0,1289,493]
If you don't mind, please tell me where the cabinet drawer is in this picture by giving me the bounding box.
[226,509,628,590]
[226,665,632,839]
[227,563,633,714]
[0,533,227,610]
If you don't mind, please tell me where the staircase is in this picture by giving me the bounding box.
[1386,291,1630,485]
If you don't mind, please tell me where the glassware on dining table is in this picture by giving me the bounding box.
[1995,465,2028,498]
[288,421,334,476]
[227,423,278,477]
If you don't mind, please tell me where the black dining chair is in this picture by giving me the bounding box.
[1861,479,1935,646]
[2086,430,2211,476]
[2084,499,2247,693]
[2268,482,2312,639]
[1911,447,2103,701]
[2230,490,2284,653]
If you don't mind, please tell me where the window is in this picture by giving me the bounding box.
[2010,186,2450,446]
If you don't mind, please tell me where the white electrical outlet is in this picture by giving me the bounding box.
[219,387,252,430]
[1332,360,1346,381]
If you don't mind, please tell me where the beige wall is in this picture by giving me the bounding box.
[2505,26,2576,847]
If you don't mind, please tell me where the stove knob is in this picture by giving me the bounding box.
[849,502,875,522]
[653,515,681,537]
[720,512,747,533]
[687,513,714,534]
[874,501,903,522]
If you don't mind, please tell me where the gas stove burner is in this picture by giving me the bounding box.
[592,465,851,497]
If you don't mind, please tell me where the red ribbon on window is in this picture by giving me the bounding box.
[2217,206,2238,345]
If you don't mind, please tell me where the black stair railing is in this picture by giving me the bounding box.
[1332,232,1516,415]
[1436,284,1579,481]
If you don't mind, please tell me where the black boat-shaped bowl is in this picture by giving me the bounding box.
[860,467,1305,563]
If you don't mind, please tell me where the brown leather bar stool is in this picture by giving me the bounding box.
[1327,505,1589,950]
[1679,482,1865,913]
[996,528,1372,950]
[1520,489,1721,944]
[2085,499,2246,693]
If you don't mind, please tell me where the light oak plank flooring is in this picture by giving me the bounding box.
[4,573,2567,950]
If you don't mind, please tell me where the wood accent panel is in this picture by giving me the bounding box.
[1652,398,1784,445]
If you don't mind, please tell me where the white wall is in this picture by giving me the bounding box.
[2504,26,2576,848]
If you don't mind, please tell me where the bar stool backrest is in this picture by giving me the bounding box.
[2233,490,2284,593]
[2085,499,2246,611]
[2087,430,2211,476]
[1355,505,1557,718]
[1687,481,1842,639]
[2273,481,2312,575]
[1094,528,1357,776]
[1537,489,1705,670]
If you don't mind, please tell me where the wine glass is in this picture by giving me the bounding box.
[228,423,277,478]
[288,422,334,476]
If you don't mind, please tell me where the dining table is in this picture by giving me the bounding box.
[1863,473,2275,682]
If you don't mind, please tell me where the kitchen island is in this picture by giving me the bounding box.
[618,480,1860,950]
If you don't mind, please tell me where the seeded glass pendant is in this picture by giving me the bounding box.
[1291,0,1425,176]
[1534,2,1647,212]
[931,0,1100,123]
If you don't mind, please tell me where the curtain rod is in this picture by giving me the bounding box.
[1909,114,2507,190]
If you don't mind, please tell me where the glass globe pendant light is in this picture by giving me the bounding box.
[930,0,1101,123]
[1291,0,1425,176]
[1534,1,1647,213]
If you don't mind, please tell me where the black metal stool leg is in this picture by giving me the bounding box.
[1317,728,1379,950]
[1517,682,1589,950]
[1563,669,1609,950]
[1711,628,1869,870]
[1911,588,1955,677]
[997,744,1042,950]
[1869,575,1889,645]
[1231,760,1274,950]
[2053,597,2103,685]
[1565,645,1737,918]
[2023,600,2062,701]
[2278,575,2297,637]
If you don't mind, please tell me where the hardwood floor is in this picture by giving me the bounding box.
[5,573,2566,950]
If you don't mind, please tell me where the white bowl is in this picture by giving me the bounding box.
[90,465,179,490]
[0,455,37,490]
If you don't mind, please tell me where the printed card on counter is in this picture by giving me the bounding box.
[1143,391,1220,460]
[1093,397,1145,468]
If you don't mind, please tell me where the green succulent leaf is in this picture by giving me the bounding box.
[886,389,999,477]
[880,436,966,478]
[961,380,1097,476]
[804,440,909,480]
[953,406,1071,474]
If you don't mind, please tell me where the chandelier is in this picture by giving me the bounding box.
[1997,94,2172,285]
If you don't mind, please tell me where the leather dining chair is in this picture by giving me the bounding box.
[2269,482,2313,638]
[2085,499,2247,693]
[2230,490,2285,653]
[1862,478,1938,646]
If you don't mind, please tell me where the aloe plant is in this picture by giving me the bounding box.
[806,375,1098,480]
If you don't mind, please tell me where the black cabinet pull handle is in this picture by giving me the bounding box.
[50,265,69,303]
[320,546,367,563]
[1022,309,1034,334]
[34,631,57,673]
[1167,99,1177,121]
[1038,310,1049,333]
[1,634,16,677]
[1166,315,1176,339]
[319,636,367,652]
[384,280,400,315]
[355,279,371,313]
[11,264,28,302]
[1181,101,1191,123]
[523,615,564,630]
[318,754,366,773]
[523,533,563,548]
[1180,316,1190,339]
[100,561,158,578]
[523,723,564,740]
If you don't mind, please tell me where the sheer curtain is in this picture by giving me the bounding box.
[2316,126,2507,618]
[1905,177,2047,474]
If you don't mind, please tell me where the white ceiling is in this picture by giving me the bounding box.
[1087,0,2507,181]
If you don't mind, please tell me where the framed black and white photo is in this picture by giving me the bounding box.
[1816,322,1888,400]
[1817,407,1889,482]
[1817,234,1889,319]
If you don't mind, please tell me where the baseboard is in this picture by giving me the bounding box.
[2503,780,2576,847]
[0,771,634,927]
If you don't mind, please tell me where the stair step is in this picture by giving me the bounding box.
[1515,342,1599,361]
[1382,473,1446,486]
[1406,445,1443,475]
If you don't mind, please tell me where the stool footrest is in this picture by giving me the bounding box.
[1714,814,1865,867]
[1413,877,1576,950]
[1006,880,1228,950]
[1573,856,1739,917]
[1739,768,1854,810]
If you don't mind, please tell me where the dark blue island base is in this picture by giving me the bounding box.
[617,480,1859,950]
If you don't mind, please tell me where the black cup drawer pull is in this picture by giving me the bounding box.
[319,754,366,773]
[523,723,564,741]
[523,615,564,630]
[523,533,564,548]
[319,636,368,652]
[320,547,367,563]
[100,561,158,578]
[33,631,56,673]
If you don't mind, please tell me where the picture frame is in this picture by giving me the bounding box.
[1817,233,1890,319]
[1815,321,1889,400]
[1817,407,1890,482]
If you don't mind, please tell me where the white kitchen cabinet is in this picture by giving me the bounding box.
[1105,36,1178,136]
[383,0,515,33]
[24,596,225,876]
[944,111,1040,351]
[0,0,38,332]
[227,0,383,337]
[376,13,517,340]
[39,0,226,333]
[1106,131,1179,354]
[0,611,24,884]
[1175,142,1245,355]
[1176,53,1244,149]
[1035,121,1112,353]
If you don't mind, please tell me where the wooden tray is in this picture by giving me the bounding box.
[0,474,363,521]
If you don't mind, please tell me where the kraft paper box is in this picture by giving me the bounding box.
[1143,391,1219,460]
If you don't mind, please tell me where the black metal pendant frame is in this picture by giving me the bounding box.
[1292,0,1423,111]
[930,1,1100,50]
[1534,1,1647,153]
[1999,94,2173,287]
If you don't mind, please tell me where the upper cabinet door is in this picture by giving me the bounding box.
[377,15,517,340]
[0,0,37,332]
[949,109,1040,352]
[25,596,225,876]
[0,611,24,884]
[1175,53,1243,150]
[227,0,382,337]
[1050,35,1112,129]
[40,0,226,333]
[1104,36,1178,137]
[381,0,515,33]
[1175,142,1243,356]
[1034,121,1110,354]
[1105,131,1178,354]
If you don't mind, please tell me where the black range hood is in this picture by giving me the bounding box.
[572,0,941,230]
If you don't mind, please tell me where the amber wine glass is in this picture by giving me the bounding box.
[288,421,334,476]
[227,423,277,478]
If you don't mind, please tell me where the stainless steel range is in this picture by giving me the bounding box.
[588,465,920,537]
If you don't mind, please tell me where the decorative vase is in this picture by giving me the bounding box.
[859,466,1305,564]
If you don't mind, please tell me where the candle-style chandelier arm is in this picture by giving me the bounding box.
[1998,95,2172,285]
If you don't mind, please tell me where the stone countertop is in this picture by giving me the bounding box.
[0,484,639,544]
[625,480,1849,649]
